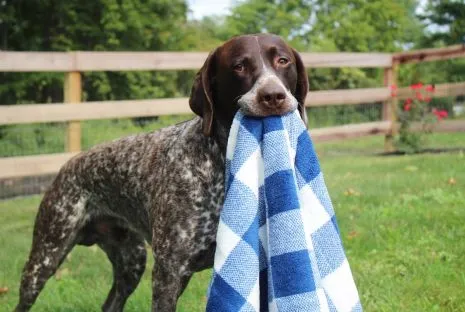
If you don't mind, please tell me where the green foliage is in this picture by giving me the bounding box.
[181,17,228,51]
[419,0,465,46]
[0,0,191,107]
[307,103,381,129]
[225,0,313,49]
[311,0,421,53]
[223,0,421,53]
[399,0,465,86]
[0,115,193,157]
[429,96,455,116]
[309,67,380,91]
[0,123,65,157]
[398,59,464,86]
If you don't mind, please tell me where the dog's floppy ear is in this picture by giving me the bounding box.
[189,49,217,136]
[292,48,309,127]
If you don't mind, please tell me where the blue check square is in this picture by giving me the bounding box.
[270,250,315,298]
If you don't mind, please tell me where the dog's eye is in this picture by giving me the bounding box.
[277,57,289,66]
[233,63,244,72]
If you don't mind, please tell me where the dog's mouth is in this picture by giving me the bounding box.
[237,92,298,117]
[236,73,298,118]
[238,101,297,117]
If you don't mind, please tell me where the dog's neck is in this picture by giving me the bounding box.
[211,118,232,155]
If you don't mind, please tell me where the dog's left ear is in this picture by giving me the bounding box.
[292,48,309,127]
[189,49,217,136]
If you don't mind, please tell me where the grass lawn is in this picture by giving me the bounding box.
[1,133,464,311]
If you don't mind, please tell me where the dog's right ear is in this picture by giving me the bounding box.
[291,48,309,127]
[189,49,218,137]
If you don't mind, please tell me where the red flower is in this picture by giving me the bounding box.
[432,108,448,120]
[410,82,423,90]
[390,84,397,97]
[403,98,413,111]
[415,91,423,101]
[424,96,432,103]
[425,84,435,92]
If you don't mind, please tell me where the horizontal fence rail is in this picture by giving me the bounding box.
[0,98,192,125]
[0,52,208,72]
[1,45,461,72]
[308,87,391,106]
[0,153,79,179]
[393,44,465,64]
[299,53,392,68]
[0,45,464,181]
[0,51,393,72]
[2,82,463,125]
[0,87,391,125]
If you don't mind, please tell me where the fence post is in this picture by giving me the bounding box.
[64,71,82,152]
[383,61,398,152]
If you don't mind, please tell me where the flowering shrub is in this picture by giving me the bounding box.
[395,83,447,153]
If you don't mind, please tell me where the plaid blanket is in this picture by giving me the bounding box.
[206,110,362,312]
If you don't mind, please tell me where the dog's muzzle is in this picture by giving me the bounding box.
[238,73,298,117]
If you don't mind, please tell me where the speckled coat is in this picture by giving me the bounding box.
[15,33,309,312]
[16,117,226,311]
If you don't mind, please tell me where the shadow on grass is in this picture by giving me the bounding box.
[379,147,465,156]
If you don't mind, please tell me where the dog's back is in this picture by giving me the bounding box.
[45,116,223,237]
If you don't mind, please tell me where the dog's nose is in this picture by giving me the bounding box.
[258,82,286,108]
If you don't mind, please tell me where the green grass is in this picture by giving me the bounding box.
[1,133,465,311]
[315,131,465,157]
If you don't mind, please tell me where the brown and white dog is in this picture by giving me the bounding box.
[15,34,309,312]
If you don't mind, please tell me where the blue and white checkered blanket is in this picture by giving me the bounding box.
[206,110,362,312]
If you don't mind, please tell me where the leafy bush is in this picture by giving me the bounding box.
[395,83,448,153]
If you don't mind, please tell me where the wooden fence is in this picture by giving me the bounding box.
[1,44,465,179]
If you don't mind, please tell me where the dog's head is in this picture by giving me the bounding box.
[189,34,309,137]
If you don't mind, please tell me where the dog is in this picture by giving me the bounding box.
[15,33,309,312]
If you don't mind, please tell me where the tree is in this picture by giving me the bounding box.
[419,0,465,46]
[311,0,421,53]
[397,0,465,87]
[225,0,314,49]
[0,0,190,107]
